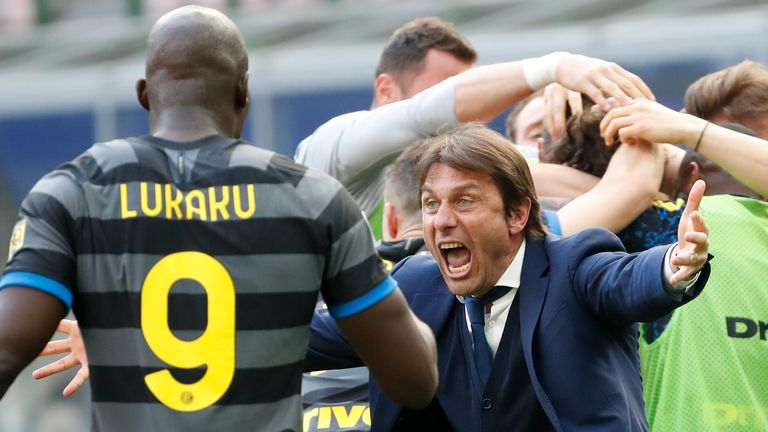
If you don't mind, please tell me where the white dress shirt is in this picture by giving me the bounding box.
[462,240,526,357]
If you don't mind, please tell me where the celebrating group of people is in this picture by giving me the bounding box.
[0,5,766,432]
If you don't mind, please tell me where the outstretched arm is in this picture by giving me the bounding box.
[0,287,67,398]
[600,98,768,197]
[455,52,654,122]
[303,52,655,192]
[573,183,709,325]
[556,139,664,235]
[530,163,599,198]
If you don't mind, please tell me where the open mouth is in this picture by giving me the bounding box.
[439,241,472,276]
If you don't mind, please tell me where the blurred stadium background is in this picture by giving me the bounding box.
[0,0,766,430]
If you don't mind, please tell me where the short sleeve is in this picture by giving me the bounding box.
[319,186,394,319]
[0,169,83,310]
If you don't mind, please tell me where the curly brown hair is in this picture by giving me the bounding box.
[538,109,619,177]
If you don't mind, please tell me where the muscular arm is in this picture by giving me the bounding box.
[530,163,599,198]
[455,53,653,122]
[0,287,67,398]
[298,53,653,194]
[556,141,664,235]
[306,309,364,371]
[335,288,437,410]
[601,98,768,197]
[690,122,768,197]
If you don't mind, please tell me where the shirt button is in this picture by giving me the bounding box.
[487,320,496,328]
[482,398,493,410]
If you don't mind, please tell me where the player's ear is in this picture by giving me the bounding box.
[136,78,150,112]
[679,161,701,197]
[374,73,403,106]
[383,202,399,241]
[236,72,249,109]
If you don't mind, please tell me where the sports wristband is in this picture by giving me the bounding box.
[522,52,569,91]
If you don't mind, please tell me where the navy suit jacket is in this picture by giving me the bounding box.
[307,228,710,431]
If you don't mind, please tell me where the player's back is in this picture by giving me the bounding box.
[9,134,373,431]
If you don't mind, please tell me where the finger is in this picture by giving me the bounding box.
[32,354,77,379]
[618,128,639,146]
[615,68,655,100]
[670,267,696,286]
[62,367,90,397]
[56,319,75,334]
[599,101,636,134]
[669,247,701,282]
[686,180,706,212]
[604,97,622,110]
[601,67,647,100]
[672,247,706,268]
[681,181,706,220]
[39,339,71,356]
[580,82,609,113]
[593,76,631,107]
[690,206,709,235]
[602,115,636,146]
[607,67,653,100]
[683,231,708,247]
[545,87,568,141]
[567,90,583,117]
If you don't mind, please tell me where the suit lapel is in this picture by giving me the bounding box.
[519,237,549,349]
[518,237,563,431]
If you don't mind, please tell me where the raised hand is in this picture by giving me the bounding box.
[32,319,89,397]
[542,83,584,142]
[670,180,710,285]
[599,98,706,147]
[555,54,654,112]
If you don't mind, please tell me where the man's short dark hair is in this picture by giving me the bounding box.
[375,17,476,81]
[385,143,423,226]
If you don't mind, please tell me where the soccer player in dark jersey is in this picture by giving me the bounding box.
[0,6,438,432]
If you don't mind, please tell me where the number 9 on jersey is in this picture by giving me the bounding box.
[141,251,236,412]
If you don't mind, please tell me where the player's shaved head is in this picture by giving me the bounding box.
[146,5,247,81]
[137,5,250,138]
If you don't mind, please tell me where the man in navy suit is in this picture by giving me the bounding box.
[308,122,712,431]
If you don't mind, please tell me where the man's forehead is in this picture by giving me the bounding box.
[517,97,546,131]
[422,164,490,193]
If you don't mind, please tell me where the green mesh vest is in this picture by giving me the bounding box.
[640,195,768,431]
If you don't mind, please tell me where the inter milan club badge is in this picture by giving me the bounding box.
[7,219,26,261]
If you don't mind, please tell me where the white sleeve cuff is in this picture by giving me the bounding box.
[663,243,700,297]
